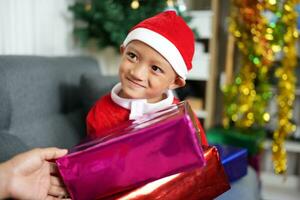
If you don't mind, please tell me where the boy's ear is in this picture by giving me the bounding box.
[120,45,125,54]
[169,77,186,90]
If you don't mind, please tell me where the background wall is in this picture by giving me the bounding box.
[0,0,121,74]
[0,0,77,55]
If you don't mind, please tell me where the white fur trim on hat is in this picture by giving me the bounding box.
[123,27,188,79]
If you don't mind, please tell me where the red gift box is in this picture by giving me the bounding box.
[106,146,230,200]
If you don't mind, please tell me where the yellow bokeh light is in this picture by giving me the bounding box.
[272,145,279,152]
[131,0,139,9]
[265,34,274,40]
[242,87,250,95]
[282,73,288,80]
[166,0,174,7]
[269,0,277,5]
[247,112,254,120]
[284,4,291,11]
[253,36,259,42]
[234,31,241,37]
[240,104,249,112]
[250,90,256,97]
[263,113,270,122]
[293,30,299,38]
[272,45,281,52]
[85,3,91,11]
[292,125,297,132]
[266,28,273,34]
[232,114,238,122]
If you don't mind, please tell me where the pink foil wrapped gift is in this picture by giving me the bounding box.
[56,102,206,200]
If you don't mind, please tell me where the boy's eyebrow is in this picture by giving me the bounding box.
[126,45,143,58]
[126,46,139,53]
[126,44,170,69]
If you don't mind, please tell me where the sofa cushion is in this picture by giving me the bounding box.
[0,130,30,162]
[80,73,119,114]
[10,110,86,149]
[0,56,100,126]
[0,56,102,151]
[0,67,12,130]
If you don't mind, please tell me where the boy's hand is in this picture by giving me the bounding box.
[2,148,69,200]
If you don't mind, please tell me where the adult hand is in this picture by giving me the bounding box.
[0,147,69,200]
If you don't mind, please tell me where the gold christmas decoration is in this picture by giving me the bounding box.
[224,0,298,174]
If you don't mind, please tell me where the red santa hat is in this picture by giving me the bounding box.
[123,11,195,80]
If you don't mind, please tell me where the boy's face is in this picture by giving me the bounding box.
[119,40,185,103]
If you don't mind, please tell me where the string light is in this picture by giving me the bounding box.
[166,0,175,8]
[85,3,91,11]
[131,0,139,9]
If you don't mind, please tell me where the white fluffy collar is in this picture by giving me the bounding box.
[111,83,174,120]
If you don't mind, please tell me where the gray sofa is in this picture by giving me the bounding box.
[0,56,118,162]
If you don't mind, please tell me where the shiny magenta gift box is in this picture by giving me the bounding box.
[106,146,230,200]
[56,102,206,200]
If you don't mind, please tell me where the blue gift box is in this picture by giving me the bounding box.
[216,145,248,182]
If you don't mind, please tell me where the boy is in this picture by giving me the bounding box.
[86,11,207,145]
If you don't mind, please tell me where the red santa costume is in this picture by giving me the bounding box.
[86,11,208,145]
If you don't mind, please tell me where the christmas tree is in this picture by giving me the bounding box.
[69,0,191,51]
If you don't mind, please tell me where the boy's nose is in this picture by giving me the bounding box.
[130,64,148,81]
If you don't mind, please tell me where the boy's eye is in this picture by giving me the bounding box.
[151,65,163,73]
[127,52,137,61]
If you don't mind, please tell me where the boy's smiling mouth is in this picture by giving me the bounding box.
[126,77,146,88]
